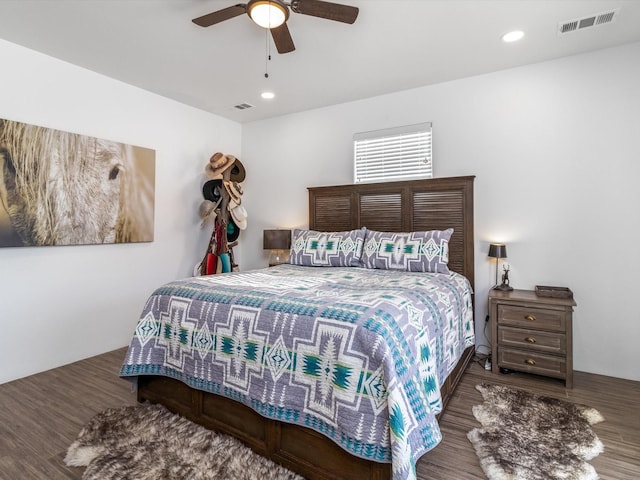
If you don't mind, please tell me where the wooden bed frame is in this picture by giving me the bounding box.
[137,176,475,480]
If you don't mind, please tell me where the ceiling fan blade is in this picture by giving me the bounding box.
[192,4,247,27]
[291,0,359,24]
[271,23,296,54]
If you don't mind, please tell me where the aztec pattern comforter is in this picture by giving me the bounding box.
[120,265,474,480]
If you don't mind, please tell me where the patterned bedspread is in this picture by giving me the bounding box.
[120,264,474,480]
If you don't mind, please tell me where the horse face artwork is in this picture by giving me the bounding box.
[0,119,155,247]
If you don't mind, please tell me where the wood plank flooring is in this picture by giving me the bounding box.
[0,349,638,479]
[420,357,640,480]
[0,349,137,479]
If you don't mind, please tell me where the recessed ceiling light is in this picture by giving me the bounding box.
[261,91,275,100]
[502,30,525,43]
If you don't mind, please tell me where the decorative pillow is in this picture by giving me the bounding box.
[361,228,453,273]
[288,228,365,267]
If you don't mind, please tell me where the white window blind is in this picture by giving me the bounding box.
[353,122,432,183]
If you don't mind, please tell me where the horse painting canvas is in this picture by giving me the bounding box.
[0,118,155,247]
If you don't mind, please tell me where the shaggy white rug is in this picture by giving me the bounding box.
[65,404,304,480]
[468,383,604,480]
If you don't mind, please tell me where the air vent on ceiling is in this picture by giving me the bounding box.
[558,9,619,35]
[233,103,254,110]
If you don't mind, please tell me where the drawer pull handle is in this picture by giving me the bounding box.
[525,359,536,366]
[525,337,537,343]
[525,314,536,322]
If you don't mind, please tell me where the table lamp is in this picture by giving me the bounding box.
[488,243,513,291]
[263,229,291,266]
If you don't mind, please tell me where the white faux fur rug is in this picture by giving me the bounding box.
[468,384,604,480]
[65,404,303,480]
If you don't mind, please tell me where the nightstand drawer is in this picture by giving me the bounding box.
[498,326,566,354]
[497,305,566,331]
[498,348,566,379]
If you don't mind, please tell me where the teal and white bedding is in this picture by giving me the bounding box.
[120,264,474,480]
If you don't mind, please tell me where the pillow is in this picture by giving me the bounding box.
[288,228,365,267]
[361,228,453,273]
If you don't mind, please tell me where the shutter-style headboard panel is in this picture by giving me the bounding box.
[308,176,475,289]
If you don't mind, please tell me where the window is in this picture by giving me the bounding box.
[353,122,432,183]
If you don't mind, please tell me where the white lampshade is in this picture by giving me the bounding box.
[248,1,288,29]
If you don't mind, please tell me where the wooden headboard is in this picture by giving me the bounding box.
[308,176,475,290]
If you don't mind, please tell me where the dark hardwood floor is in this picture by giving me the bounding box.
[0,349,638,479]
[419,358,640,480]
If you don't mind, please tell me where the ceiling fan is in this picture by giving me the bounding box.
[192,0,359,54]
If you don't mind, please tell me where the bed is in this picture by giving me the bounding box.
[120,176,475,480]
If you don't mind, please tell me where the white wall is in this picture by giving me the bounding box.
[2,38,638,384]
[0,39,242,384]
[241,42,640,381]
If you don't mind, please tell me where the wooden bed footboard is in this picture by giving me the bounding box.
[137,345,474,480]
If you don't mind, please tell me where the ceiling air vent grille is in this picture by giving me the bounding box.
[233,103,254,110]
[558,9,619,35]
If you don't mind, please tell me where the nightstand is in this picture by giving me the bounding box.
[489,289,576,388]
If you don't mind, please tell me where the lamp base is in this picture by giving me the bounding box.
[268,250,289,267]
[495,283,514,291]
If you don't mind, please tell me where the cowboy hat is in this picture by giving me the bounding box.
[223,180,243,205]
[198,199,220,228]
[229,158,246,183]
[202,179,223,202]
[205,153,237,179]
[226,218,241,242]
[228,198,247,230]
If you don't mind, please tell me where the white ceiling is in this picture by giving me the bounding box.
[0,0,639,124]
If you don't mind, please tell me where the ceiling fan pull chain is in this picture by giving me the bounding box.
[264,27,273,78]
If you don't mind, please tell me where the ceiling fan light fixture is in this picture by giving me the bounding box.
[248,0,289,29]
